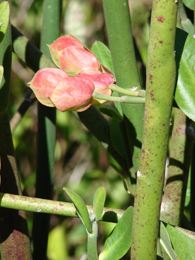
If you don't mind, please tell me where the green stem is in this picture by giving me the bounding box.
[0,193,123,222]
[110,85,145,97]
[103,0,144,179]
[32,1,61,259]
[93,93,145,103]
[103,0,140,87]
[87,221,98,260]
[131,1,178,259]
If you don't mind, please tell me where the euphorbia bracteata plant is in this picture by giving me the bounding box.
[29,35,115,111]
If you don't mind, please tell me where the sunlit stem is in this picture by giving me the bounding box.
[87,221,98,260]
[110,84,145,97]
[93,93,145,104]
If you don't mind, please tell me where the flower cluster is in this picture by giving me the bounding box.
[29,35,115,112]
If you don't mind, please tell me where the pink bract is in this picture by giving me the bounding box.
[50,35,83,51]
[59,46,100,75]
[79,72,115,98]
[29,35,115,111]
[29,68,68,107]
[50,76,95,111]
[49,35,100,75]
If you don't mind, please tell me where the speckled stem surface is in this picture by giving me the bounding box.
[131,1,178,259]
[0,193,123,222]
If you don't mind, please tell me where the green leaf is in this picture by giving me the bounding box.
[91,41,114,73]
[63,188,92,233]
[160,223,178,260]
[0,1,10,43]
[93,186,106,221]
[175,35,195,121]
[183,0,195,10]
[99,206,133,260]
[167,225,195,260]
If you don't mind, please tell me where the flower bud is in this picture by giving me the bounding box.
[49,36,100,75]
[29,68,67,107]
[49,35,83,67]
[79,72,115,102]
[50,75,95,111]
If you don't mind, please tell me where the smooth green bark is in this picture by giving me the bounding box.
[131,1,178,259]
[32,1,61,259]
[103,0,144,182]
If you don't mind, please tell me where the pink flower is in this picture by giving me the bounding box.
[50,76,95,112]
[30,68,68,107]
[29,68,94,111]
[49,35,100,75]
[79,72,114,102]
[29,35,115,112]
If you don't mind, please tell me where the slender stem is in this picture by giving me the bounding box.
[32,1,61,259]
[131,1,178,259]
[0,193,123,222]
[93,93,145,103]
[87,221,98,260]
[103,0,144,181]
[110,85,145,97]
[103,0,140,87]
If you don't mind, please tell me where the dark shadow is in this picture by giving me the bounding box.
[102,210,119,223]
[0,155,29,242]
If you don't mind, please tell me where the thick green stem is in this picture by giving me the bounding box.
[0,193,123,222]
[32,1,61,259]
[103,0,144,179]
[0,3,31,258]
[131,1,177,259]
[161,108,187,225]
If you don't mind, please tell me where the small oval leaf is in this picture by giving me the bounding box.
[0,1,10,43]
[63,188,92,233]
[175,35,195,121]
[99,206,133,260]
[93,186,106,220]
[91,41,114,73]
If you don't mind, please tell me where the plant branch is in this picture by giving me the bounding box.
[93,93,145,103]
[110,85,145,97]
[0,193,123,223]
[131,0,178,259]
